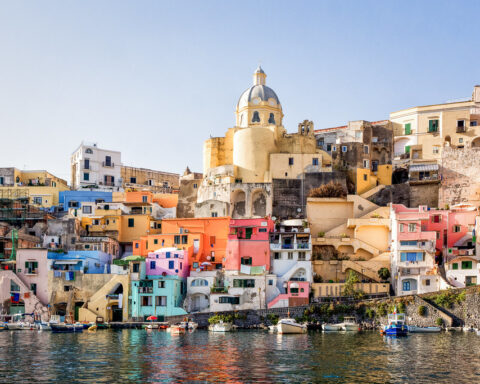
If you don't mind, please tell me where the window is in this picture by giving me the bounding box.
[64,285,72,292]
[135,243,139,249]
[317,139,324,148]
[252,111,260,122]
[405,145,410,154]
[298,252,306,260]
[372,160,378,172]
[259,228,267,233]
[332,146,337,152]
[233,279,255,288]
[168,260,174,269]
[433,146,440,154]
[174,235,180,244]
[342,146,348,153]
[82,206,92,214]
[142,196,148,203]
[372,137,378,143]
[400,241,417,246]
[364,145,369,154]
[83,173,89,181]
[326,144,332,151]
[288,252,293,260]
[402,281,411,291]
[33,197,42,205]
[155,296,167,306]
[154,239,158,245]
[193,183,198,189]
[124,218,133,228]
[191,279,208,287]
[436,231,440,240]
[457,120,465,128]
[105,156,112,166]
[408,223,416,232]
[84,159,90,169]
[274,252,280,260]
[30,283,37,295]
[241,257,252,265]
[425,279,430,286]
[399,224,404,232]
[150,261,156,269]
[132,263,140,273]
[211,212,218,218]
[459,138,464,144]
[219,296,240,304]
[288,157,294,166]
[453,225,461,233]
[268,113,275,124]
[452,263,458,270]
[141,296,152,306]
[312,158,319,166]
[182,235,188,244]
[471,121,478,127]
[363,174,368,181]
[363,160,369,168]
[24,261,38,274]
[290,287,299,294]
[404,123,411,135]
[268,280,273,286]
[400,252,424,262]
[85,148,93,154]
[432,215,441,223]
[130,177,136,183]
[428,119,439,132]
[92,219,100,225]
[461,261,473,269]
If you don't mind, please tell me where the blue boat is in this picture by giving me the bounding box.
[50,323,84,333]
[382,312,408,336]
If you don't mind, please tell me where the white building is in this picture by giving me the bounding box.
[270,219,313,295]
[71,142,122,191]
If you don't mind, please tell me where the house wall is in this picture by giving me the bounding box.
[15,249,49,305]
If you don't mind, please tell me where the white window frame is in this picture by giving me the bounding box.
[342,146,348,153]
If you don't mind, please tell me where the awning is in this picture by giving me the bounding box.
[409,164,439,172]
[54,260,81,265]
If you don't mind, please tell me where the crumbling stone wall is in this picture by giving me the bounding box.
[439,147,480,207]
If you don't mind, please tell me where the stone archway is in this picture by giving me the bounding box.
[231,190,246,218]
[472,137,480,148]
[251,189,267,217]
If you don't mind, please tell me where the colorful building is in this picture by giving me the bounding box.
[59,190,112,211]
[146,248,189,279]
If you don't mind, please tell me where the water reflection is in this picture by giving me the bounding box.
[0,330,479,383]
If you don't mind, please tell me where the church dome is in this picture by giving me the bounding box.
[236,66,281,110]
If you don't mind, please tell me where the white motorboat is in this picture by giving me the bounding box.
[322,323,342,331]
[407,325,441,333]
[208,320,233,332]
[180,320,198,332]
[277,318,307,334]
[7,322,34,330]
[341,317,360,332]
[36,322,52,331]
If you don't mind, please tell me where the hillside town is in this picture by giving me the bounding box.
[1,67,480,325]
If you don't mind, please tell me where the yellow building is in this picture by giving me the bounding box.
[0,168,69,207]
[198,67,332,218]
[121,165,180,193]
[307,195,391,298]
[391,85,480,163]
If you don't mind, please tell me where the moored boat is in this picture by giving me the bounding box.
[381,311,407,337]
[341,317,360,332]
[170,324,187,335]
[407,325,441,333]
[50,323,84,333]
[322,323,342,332]
[208,320,234,332]
[180,319,198,332]
[277,318,307,334]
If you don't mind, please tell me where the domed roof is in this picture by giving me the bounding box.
[237,85,280,109]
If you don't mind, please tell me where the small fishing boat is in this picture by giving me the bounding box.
[180,319,198,332]
[50,323,84,333]
[407,325,441,333]
[209,320,234,332]
[341,317,360,332]
[322,323,342,332]
[35,321,52,331]
[381,311,407,337]
[170,324,187,335]
[277,318,307,334]
[88,324,98,332]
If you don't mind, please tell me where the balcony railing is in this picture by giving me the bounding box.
[211,286,228,293]
[456,126,466,133]
[282,244,294,249]
[297,243,310,249]
[102,162,115,168]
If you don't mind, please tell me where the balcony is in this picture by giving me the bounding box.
[456,126,467,133]
[296,242,311,250]
[210,286,228,293]
[24,269,38,276]
[102,162,115,168]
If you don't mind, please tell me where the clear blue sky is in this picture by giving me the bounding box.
[1,0,479,182]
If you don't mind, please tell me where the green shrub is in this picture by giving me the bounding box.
[318,232,325,238]
[397,302,406,314]
[267,313,279,325]
[208,314,233,325]
[365,307,375,319]
[418,305,427,317]
[377,303,388,317]
[457,290,466,303]
[436,317,444,326]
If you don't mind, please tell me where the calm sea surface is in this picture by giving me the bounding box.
[0,329,479,383]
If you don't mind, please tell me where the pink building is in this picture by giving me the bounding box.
[391,204,477,295]
[15,248,49,305]
[146,247,189,278]
[225,218,275,273]
[267,281,310,308]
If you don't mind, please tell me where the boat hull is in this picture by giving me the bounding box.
[209,323,233,332]
[50,324,84,333]
[384,325,408,336]
[278,322,307,334]
[408,326,441,333]
[342,324,360,332]
[322,324,342,332]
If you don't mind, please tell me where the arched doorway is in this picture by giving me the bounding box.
[108,283,124,322]
[111,305,123,322]
[472,137,480,148]
[251,190,267,217]
[445,135,451,146]
[232,190,246,218]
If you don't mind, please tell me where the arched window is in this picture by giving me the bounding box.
[268,113,275,124]
[85,148,93,154]
[191,279,209,287]
[252,111,260,123]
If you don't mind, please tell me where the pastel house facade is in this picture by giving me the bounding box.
[146,248,189,279]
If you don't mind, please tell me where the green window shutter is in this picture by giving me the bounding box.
[405,123,411,135]
[405,145,411,154]
[452,263,458,270]
[429,120,438,132]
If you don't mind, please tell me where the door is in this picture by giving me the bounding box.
[111,305,123,322]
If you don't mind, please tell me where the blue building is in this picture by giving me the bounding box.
[59,191,112,210]
[48,250,112,274]
[129,260,187,321]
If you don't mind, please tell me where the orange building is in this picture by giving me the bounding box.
[132,217,230,271]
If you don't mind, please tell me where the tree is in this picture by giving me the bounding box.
[378,267,391,282]
[343,270,363,299]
